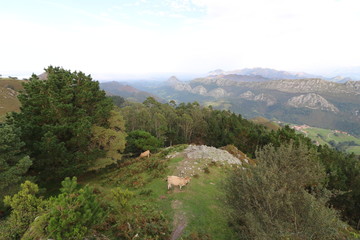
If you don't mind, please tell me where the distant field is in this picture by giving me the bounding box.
[291,125,360,155]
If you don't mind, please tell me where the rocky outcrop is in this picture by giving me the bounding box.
[191,78,237,87]
[254,93,277,106]
[239,91,276,106]
[207,88,230,98]
[166,145,251,177]
[167,76,192,91]
[287,93,339,112]
[191,85,207,95]
[239,91,255,100]
[345,81,360,91]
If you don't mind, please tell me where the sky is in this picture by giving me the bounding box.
[1,0,360,80]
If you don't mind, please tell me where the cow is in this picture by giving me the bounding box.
[167,176,191,190]
[139,150,150,158]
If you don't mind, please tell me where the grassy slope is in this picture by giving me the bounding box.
[250,116,281,131]
[292,125,360,155]
[79,146,237,239]
[0,78,24,121]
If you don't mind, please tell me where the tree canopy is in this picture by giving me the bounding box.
[11,66,114,180]
[0,123,32,208]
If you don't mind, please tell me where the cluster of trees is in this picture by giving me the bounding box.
[120,98,277,157]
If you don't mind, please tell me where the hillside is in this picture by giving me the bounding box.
[81,144,251,239]
[250,116,281,131]
[290,124,360,155]
[0,78,24,121]
[100,81,161,102]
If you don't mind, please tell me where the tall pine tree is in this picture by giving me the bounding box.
[11,66,113,180]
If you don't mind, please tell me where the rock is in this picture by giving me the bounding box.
[287,93,339,112]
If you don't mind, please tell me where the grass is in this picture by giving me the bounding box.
[78,145,238,239]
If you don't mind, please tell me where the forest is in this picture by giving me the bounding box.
[1,67,360,239]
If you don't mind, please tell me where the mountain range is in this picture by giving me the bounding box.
[126,68,360,137]
[208,67,358,82]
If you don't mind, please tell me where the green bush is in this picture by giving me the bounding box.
[45,177,104,240]
[225,142,348,239]
[125,130,163,155]
[1,181,45,239]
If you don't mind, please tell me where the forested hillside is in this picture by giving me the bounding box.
[1,67,360,239]
[137,76,360,137]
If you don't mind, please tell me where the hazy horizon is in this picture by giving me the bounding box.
[2,0,360,80]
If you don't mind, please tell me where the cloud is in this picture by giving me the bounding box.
[2,0,360,78]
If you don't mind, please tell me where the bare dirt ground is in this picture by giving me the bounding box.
[170,200,187,240]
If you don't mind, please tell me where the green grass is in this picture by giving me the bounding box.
[78,146,237,239]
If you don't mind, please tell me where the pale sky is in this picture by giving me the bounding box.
[1,0,360,80]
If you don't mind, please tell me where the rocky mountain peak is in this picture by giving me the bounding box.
[167,76,192,92]
[287,93,339,113]
[207,88,230,98]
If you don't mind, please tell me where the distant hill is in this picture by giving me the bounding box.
[0,78,24,121]
[100,81,161,103]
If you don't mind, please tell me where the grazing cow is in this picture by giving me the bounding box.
[139,150,150,158]
[167,176,191,190]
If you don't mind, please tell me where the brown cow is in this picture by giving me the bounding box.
[139,150,150,158]
[167,176,191,190]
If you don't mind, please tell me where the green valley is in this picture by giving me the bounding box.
[290,124,360,155]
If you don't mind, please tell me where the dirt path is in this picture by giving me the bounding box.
[170,200,188,240]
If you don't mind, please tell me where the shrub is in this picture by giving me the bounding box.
[45,177,104,240]
[1,181,45,239]
[225,142,348,239]
[125,130,163,155]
